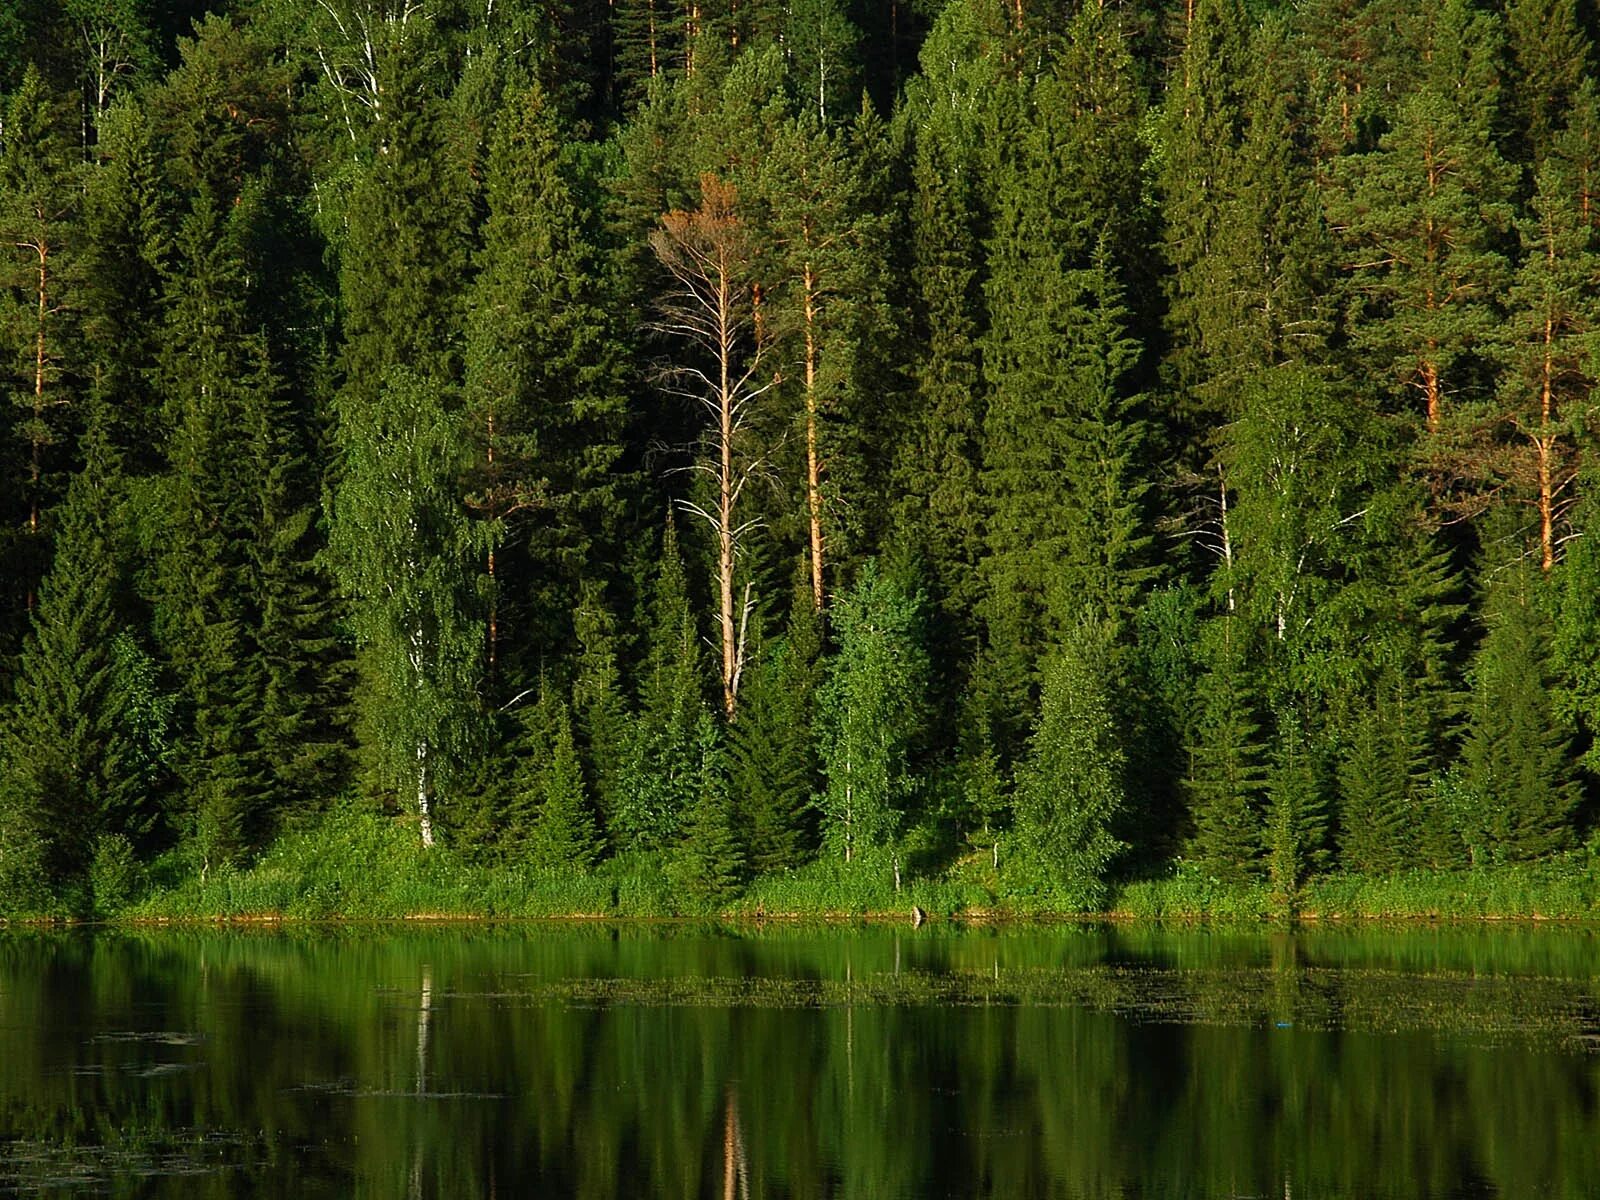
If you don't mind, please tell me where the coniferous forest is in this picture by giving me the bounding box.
[4,0,1600,919]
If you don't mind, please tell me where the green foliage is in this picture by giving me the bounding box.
[672,713,745,908]
[1008,622,1127,911]
[1,0,1599,919]
[1460,571,1577,864]
[464,80,629,690]
[1186,617,1265,882]
[330,367,487,847]
[0,436,143,893]
[529,692,603,871]
[728,582,822,874]
[89,833,141,915]
[614,515,702,850]
[817,563,929,869]
[1263,709,1328,913]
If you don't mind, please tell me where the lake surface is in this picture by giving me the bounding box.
[2,923,1599,1197]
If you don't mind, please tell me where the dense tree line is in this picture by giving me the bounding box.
[2,0,1599,912]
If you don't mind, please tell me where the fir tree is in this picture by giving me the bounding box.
[1159,0,1249,411]
[1337,690,1413,875]
[571,581,630,832]
[153,193,280,868]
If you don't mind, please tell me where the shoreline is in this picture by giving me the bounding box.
[6,907,1600,931]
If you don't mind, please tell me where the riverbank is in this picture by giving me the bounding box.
[8,807,1600,925]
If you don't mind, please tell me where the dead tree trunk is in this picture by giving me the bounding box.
[650,173,778,720]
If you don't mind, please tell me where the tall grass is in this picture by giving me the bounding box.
[88,806,1600,924]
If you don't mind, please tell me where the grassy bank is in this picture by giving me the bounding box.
[11,808,1599,924]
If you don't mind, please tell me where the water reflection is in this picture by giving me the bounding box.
[0,924,1596,1197]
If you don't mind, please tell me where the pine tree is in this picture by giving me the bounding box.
[0,66,82,626]
[1010,621,1127,910]
[1329,0,1514,442]
[760,111,874,613]
[1498,153,1599,573]
[649,171,774,719]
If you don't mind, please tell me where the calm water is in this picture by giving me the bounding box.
[2,924,1599,1198]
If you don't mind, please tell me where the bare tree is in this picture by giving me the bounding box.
[650,173,780,719]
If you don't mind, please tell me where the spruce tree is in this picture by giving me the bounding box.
[1010,621,1127,911]
[673,711,745,908]
[727,576,822,873]
[1187,616,1266,881]
[463,80,628,689]
[817,562,928,875]
[1263,708,1328,912]
[1504,0,1589,164]
[1159,0,1249,412]
[0,431,139,900]
[571,581,630,832]
[1337,689,1414,875]
[530,692,602,871]
[614,514,702,849]
[77,96,166,473]
[1460,570,1576,863]
[153,193,279,868]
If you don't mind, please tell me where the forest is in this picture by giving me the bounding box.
[2,0,1600,918]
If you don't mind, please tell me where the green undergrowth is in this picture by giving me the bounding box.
[28,807,1600,925]
[1115,856,1600,921]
